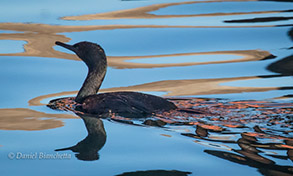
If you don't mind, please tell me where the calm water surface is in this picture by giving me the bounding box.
[0,0,293,176]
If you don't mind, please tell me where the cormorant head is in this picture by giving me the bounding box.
[55,41,107,70]
[55,41,108,102]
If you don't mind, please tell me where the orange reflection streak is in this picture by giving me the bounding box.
[109,50,273,69]
[0,108,77,131]
[29,91,77,106]
[198,124,224,132]
[0,23,275,69]
[102,76,286,96]
[28,75,291,107]
[62,0,285,20]
[160,134,172,137]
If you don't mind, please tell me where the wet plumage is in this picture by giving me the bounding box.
[53,41,177,117]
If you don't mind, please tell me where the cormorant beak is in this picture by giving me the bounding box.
[55,41,77,53]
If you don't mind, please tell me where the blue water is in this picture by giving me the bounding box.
[126,54,243,64]
[61,27,292,56]
[0,40,26,54]
[151,1,293,15]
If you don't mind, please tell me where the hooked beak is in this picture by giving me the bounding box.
[55,41,76,52]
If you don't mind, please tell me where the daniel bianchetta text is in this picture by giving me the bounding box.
[8,152,71,160]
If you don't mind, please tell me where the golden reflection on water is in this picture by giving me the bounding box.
[0,22,276,70]
[109,49,273,69]
[0,108,77,131]
[101,75,285,96]
[61,0,285,20]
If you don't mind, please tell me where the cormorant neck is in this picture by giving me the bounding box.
[54,41,108,103]
[75,64,107,103]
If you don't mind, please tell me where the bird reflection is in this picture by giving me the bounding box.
[182,123,293,176]
[204,136,293,176]
[235,133,275,165]
[286,139,293,162]
[55,114,106,161]
[116,170,191,176]
[185,126,293,176]
[267,27,293,76]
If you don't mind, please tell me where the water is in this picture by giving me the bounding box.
[0,0,292,175]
